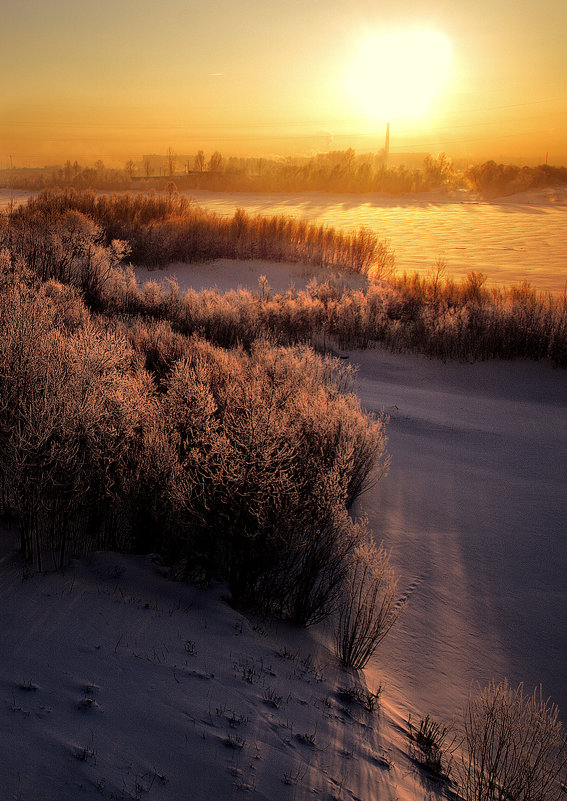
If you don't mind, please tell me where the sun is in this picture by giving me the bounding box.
[347,30,453,119]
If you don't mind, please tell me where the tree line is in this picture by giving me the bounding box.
[6,149,566,196]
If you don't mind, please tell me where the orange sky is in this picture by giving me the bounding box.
[1,0,566,168]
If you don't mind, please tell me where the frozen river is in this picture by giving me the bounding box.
[185,186,567,293]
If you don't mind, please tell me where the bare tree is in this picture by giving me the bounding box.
[167,147,177,177]
[194,150,205,172]
[208,151,223,172]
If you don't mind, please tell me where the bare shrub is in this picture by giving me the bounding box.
[458,680,567,801]
[257,483,365,626]
[408,714,455,777]
[338,683,382,712]
[334,538,403,669]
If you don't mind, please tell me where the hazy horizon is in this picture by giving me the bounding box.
[1,0,566,169]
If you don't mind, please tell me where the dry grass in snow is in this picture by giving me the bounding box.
[0,539,433,801]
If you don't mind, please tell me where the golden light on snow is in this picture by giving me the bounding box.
[347,30,453,119]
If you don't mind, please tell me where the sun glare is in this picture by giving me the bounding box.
[347,30,453,119]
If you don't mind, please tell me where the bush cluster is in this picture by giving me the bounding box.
[3,191,565,367]
[0,256,387,625]
[104,268,566,367]
[387,268,567,366]
[0,204,128,307]
[9,190,391,276]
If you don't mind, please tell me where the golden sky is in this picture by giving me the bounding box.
[1,0,566,167]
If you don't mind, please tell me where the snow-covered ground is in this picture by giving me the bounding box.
[351,350,567,727]
[0,538,436,801]
[134,257,369,296]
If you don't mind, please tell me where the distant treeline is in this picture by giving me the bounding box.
[464,161,567,197]
[4,150,566,196]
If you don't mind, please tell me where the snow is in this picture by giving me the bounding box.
[134,258,368,296]
[351,350,567,727]
[0,543,422,801]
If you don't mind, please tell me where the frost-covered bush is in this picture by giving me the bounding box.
[0,206,128,306]
[0,258,387,615]
[459,681,567,801]
[334,538,403,669]
[151,339,387,618]
[0,269,150,569]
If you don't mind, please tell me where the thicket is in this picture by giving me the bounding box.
[386,268,567,366]
[106,267,566,366]
[9,189,391,276]
[0,251,389,627]
[4,190,566,366]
